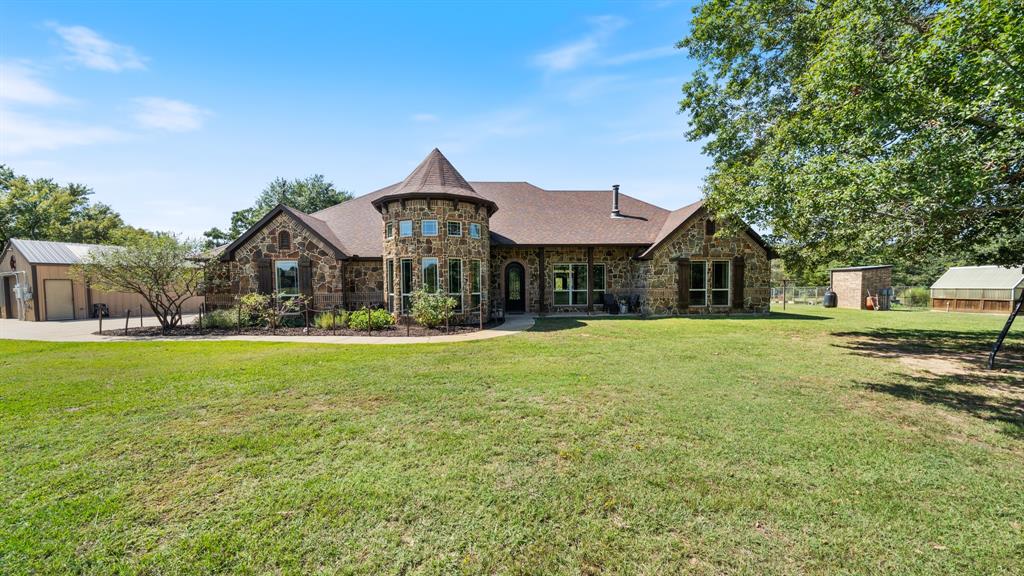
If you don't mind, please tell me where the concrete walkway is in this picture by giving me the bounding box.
[0,313,536,345]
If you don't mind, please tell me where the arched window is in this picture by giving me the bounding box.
[705,218,716,236]
[278,230,291,250]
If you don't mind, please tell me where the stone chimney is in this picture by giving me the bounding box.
[611,184,621,218]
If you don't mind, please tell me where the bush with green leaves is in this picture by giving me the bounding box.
[195,309,239,329]
[348,307,395,331]
[900,287,931,308]
[314,310,348,330]
[238,292,307,329]
[410,290,458,329]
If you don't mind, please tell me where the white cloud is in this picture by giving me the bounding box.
[412,113,439,123]
[533,15,627,72]
[0,107,126,155]
[133,97,209,132]
[604,45,678,66]
[49,23,146,72]
[0,61,68,105]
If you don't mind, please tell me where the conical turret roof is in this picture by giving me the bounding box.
[371,149,498,214]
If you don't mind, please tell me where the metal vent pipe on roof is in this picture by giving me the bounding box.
[611,184,621,218]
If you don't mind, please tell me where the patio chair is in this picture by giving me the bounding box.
[602,293,620,315]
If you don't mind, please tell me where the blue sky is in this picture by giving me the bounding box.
[1,1,707,238]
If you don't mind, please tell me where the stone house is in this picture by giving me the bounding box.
[204,149,776,317]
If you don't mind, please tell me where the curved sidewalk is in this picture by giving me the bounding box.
[0,314,535,345]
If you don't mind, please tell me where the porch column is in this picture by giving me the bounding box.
[537,247,546,314]
[587,246,594,313]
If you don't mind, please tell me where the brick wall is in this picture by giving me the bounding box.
[831,268,891,309]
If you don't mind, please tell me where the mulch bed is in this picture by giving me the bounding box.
[95,320,503,338]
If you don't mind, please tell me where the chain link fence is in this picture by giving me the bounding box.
[772,285,930,308]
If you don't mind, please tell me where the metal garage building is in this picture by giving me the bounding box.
[931,265,1024,313]
[0,238,201,322]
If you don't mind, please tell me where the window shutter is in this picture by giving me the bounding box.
[299,256,313,297]
[732,255,745,309]
[676,258,690,310]
[257,259,272,294]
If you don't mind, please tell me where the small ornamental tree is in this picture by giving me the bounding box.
[410,289,458,329]
[72,233,203,329]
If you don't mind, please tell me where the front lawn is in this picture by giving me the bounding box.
[2,307,1022,574]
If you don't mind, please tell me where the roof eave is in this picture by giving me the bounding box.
[219,204,349,262]
[371,192,499,216]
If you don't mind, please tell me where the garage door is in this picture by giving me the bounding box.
[45,279,74,320]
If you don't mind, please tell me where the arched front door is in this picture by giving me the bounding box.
[505,262,525,313]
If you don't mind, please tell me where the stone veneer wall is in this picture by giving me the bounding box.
[206,204,772,317]
[204,212,344,304]
[644,210,771,314]
[490,246,645,313]
[344,260,384,307]
[380,198,490,315]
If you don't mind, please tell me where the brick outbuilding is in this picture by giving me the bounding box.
[829,265,893,310]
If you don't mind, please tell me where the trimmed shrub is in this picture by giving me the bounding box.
[410,290,458,328]
[197,309,238,329]
[314,310,349,330]
[348,307,395,331]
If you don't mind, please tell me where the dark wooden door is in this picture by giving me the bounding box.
[2,276,13,319]
[505,263,525,313]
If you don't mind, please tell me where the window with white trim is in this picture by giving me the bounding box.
[690,261,707,306]
[399,220,413,237]
[386,259,395,312]
[448,259,463,312]
[469,223,481,238]
[385,222,394,239]
[422,257,439,292]
[422,220,438,237]
[470,260,482,309]
[711,260,730,306]
[553,263,605,306]
[401,259,413,312]
[447,221,462,236]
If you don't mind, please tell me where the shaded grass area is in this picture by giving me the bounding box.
[1,307,1022,574]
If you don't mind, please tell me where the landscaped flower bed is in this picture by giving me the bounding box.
[95,320,502,338]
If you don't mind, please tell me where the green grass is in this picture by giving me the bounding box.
[2,307,1022,575]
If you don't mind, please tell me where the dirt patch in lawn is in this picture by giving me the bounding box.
[834,327,1024,439]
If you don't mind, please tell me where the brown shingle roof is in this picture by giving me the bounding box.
[474,182,670,246]
[370,148,498,215]
[304,151,773,260]
[313,182,692,258]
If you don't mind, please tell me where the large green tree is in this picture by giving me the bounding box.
[72,234,204,329]
[679,0,1023,274]
[0,165,132,247]
[204,175,352,246]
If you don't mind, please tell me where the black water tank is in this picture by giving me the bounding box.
[823,290,837,308]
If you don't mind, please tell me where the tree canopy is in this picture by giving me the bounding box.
[679,0,1023,274]
[0,165,137,248]
[204,175,352,246]
[72,234,203,329]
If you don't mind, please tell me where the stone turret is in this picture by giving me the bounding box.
[373,149,493,316]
